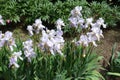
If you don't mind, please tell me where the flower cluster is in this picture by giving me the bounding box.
[6,6,107,69]
[23,39,36,62]
[0,15,5,25]
[9,39,36,68]
[69,6,83,28]
[0,31,16,51]
[9,51,23,68]
[69,6,106,47]
[55,18,65,30]
[27,19,45,36]
[39,19,65,55]
[76,18,106,47]
[24,6,107,54]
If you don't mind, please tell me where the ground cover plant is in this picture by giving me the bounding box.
[106,44,120,79]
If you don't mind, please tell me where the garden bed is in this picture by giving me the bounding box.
[0,0,120,80]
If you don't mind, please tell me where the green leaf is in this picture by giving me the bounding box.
[110,43,117,65]
[107,72,120,77]
[0,67,2,71]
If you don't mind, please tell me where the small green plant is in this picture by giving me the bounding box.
[107,44,120,77]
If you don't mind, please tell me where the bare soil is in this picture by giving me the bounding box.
[96,28,120,65]
[95,27,120,80]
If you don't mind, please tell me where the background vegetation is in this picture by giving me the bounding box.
[0,0,120,28]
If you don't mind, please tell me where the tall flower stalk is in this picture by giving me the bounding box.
[23,39,36,62]
[39,19,65,55]
[0,31,16,51]
[69,6,106,47]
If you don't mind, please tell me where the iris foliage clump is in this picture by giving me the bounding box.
[0,6,106,80]
[107,44,120,77]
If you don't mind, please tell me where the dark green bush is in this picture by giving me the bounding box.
[0,0,120,27]
[89,1,120,27]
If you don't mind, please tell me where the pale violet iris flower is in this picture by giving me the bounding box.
[0,40,5,48]
[7,38,16,51]
[55,18,65,30]
[84,17,93,28]
[91,25,104,41]
[4,31,13,40]
[35,19,66,55]
[4,31,16,51]
[76,33,98,47]
[9,51,23,68]
[87,32,98,47]
[39,28,64,55]
[86,17,93,25]
[69,6,85,28]
[90,18,106,41]
[76,35,89,47]
[27,19,45,36]
[69,17,78,28]
[27,25,34,36]
[23,39,36,62]
[71,6,82,17]
[97,18,106,28]
[33,19,45,34]
[0,31,16,51]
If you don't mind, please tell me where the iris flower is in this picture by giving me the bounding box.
[9,51,23,68]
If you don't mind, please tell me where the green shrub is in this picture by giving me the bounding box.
[0,0,20,23]
[89,1,120,27]
[0,0,120,28]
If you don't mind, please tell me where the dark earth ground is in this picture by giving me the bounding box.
[97,28,120,66]
[96,27,120,80]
